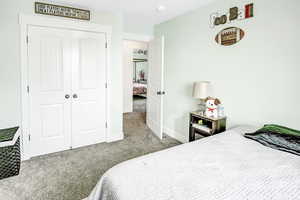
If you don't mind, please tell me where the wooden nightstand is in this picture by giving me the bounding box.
[189,112,226,142]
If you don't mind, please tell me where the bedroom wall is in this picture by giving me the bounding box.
[0,0,124,141]
[123,40,148,113]
[155,0,300,142]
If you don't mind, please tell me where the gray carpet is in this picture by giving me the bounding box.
[133,96,146,112]
[0,113,180,200]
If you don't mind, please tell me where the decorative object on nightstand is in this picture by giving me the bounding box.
[189,112,226,142]
[204,97,222,118]
[192,81,212,112]
[192,81,225,118]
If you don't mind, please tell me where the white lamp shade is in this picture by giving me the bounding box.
[192,81,211,99]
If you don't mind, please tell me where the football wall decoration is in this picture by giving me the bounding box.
[215,27,245,46]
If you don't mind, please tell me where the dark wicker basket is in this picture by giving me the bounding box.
[0,127,21,180]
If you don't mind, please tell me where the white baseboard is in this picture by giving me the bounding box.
[163,127,187,143]
[106,132,124,143]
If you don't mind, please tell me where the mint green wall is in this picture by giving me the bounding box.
[155,0,300,142]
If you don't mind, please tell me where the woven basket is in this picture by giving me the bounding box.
[0,127,21,180]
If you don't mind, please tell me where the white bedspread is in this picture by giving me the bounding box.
[88,126,300,200]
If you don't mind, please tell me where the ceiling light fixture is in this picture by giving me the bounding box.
[157,5,166,12]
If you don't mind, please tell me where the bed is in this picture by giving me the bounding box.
[88,126,300,200]
[133,82,147,96]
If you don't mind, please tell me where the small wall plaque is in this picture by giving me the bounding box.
[210,3,254,28]
[215,27,245,46]
[35,2,90,21]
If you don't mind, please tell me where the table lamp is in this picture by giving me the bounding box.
[192,81,212,112]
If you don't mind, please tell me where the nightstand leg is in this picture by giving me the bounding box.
[189,114,195,142]
[189,127,195,142]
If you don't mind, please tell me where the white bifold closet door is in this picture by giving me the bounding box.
[28,26,107,157]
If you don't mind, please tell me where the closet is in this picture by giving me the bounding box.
[27,25,107,157]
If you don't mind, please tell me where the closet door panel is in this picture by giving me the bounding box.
[28,26,72,157]
[79,38,99,89]
[71,31,107,148]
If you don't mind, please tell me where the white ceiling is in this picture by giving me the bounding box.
[48,0,214,35]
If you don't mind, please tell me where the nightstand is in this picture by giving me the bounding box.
[189,112,226,142]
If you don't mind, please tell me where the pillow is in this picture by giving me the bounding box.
[244,124,300,156]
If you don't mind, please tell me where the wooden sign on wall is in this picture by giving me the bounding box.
[35,2,90,20]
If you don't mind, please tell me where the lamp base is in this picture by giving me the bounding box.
[197,99,206,112]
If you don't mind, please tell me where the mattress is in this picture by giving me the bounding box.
[88,126,300,200]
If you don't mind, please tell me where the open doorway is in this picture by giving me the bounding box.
[123,37,165,140]
[123,40,149,118]
[132,50,148,113]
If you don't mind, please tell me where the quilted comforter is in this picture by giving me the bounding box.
[88,126,300,200]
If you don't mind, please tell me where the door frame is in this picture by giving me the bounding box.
[19,14,112,160]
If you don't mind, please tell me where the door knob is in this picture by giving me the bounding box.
[65,94,70,99]
[157,91,166,95]
[73,94,78,98]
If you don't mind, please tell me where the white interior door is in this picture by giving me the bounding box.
[147,36,165,139]
[28,26,72,157]
[71,30,107,148]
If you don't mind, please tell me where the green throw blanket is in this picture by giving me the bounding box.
[244,124,300,156]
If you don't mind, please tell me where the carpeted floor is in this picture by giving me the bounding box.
[133,95,146,112]
[0,113,180,200]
